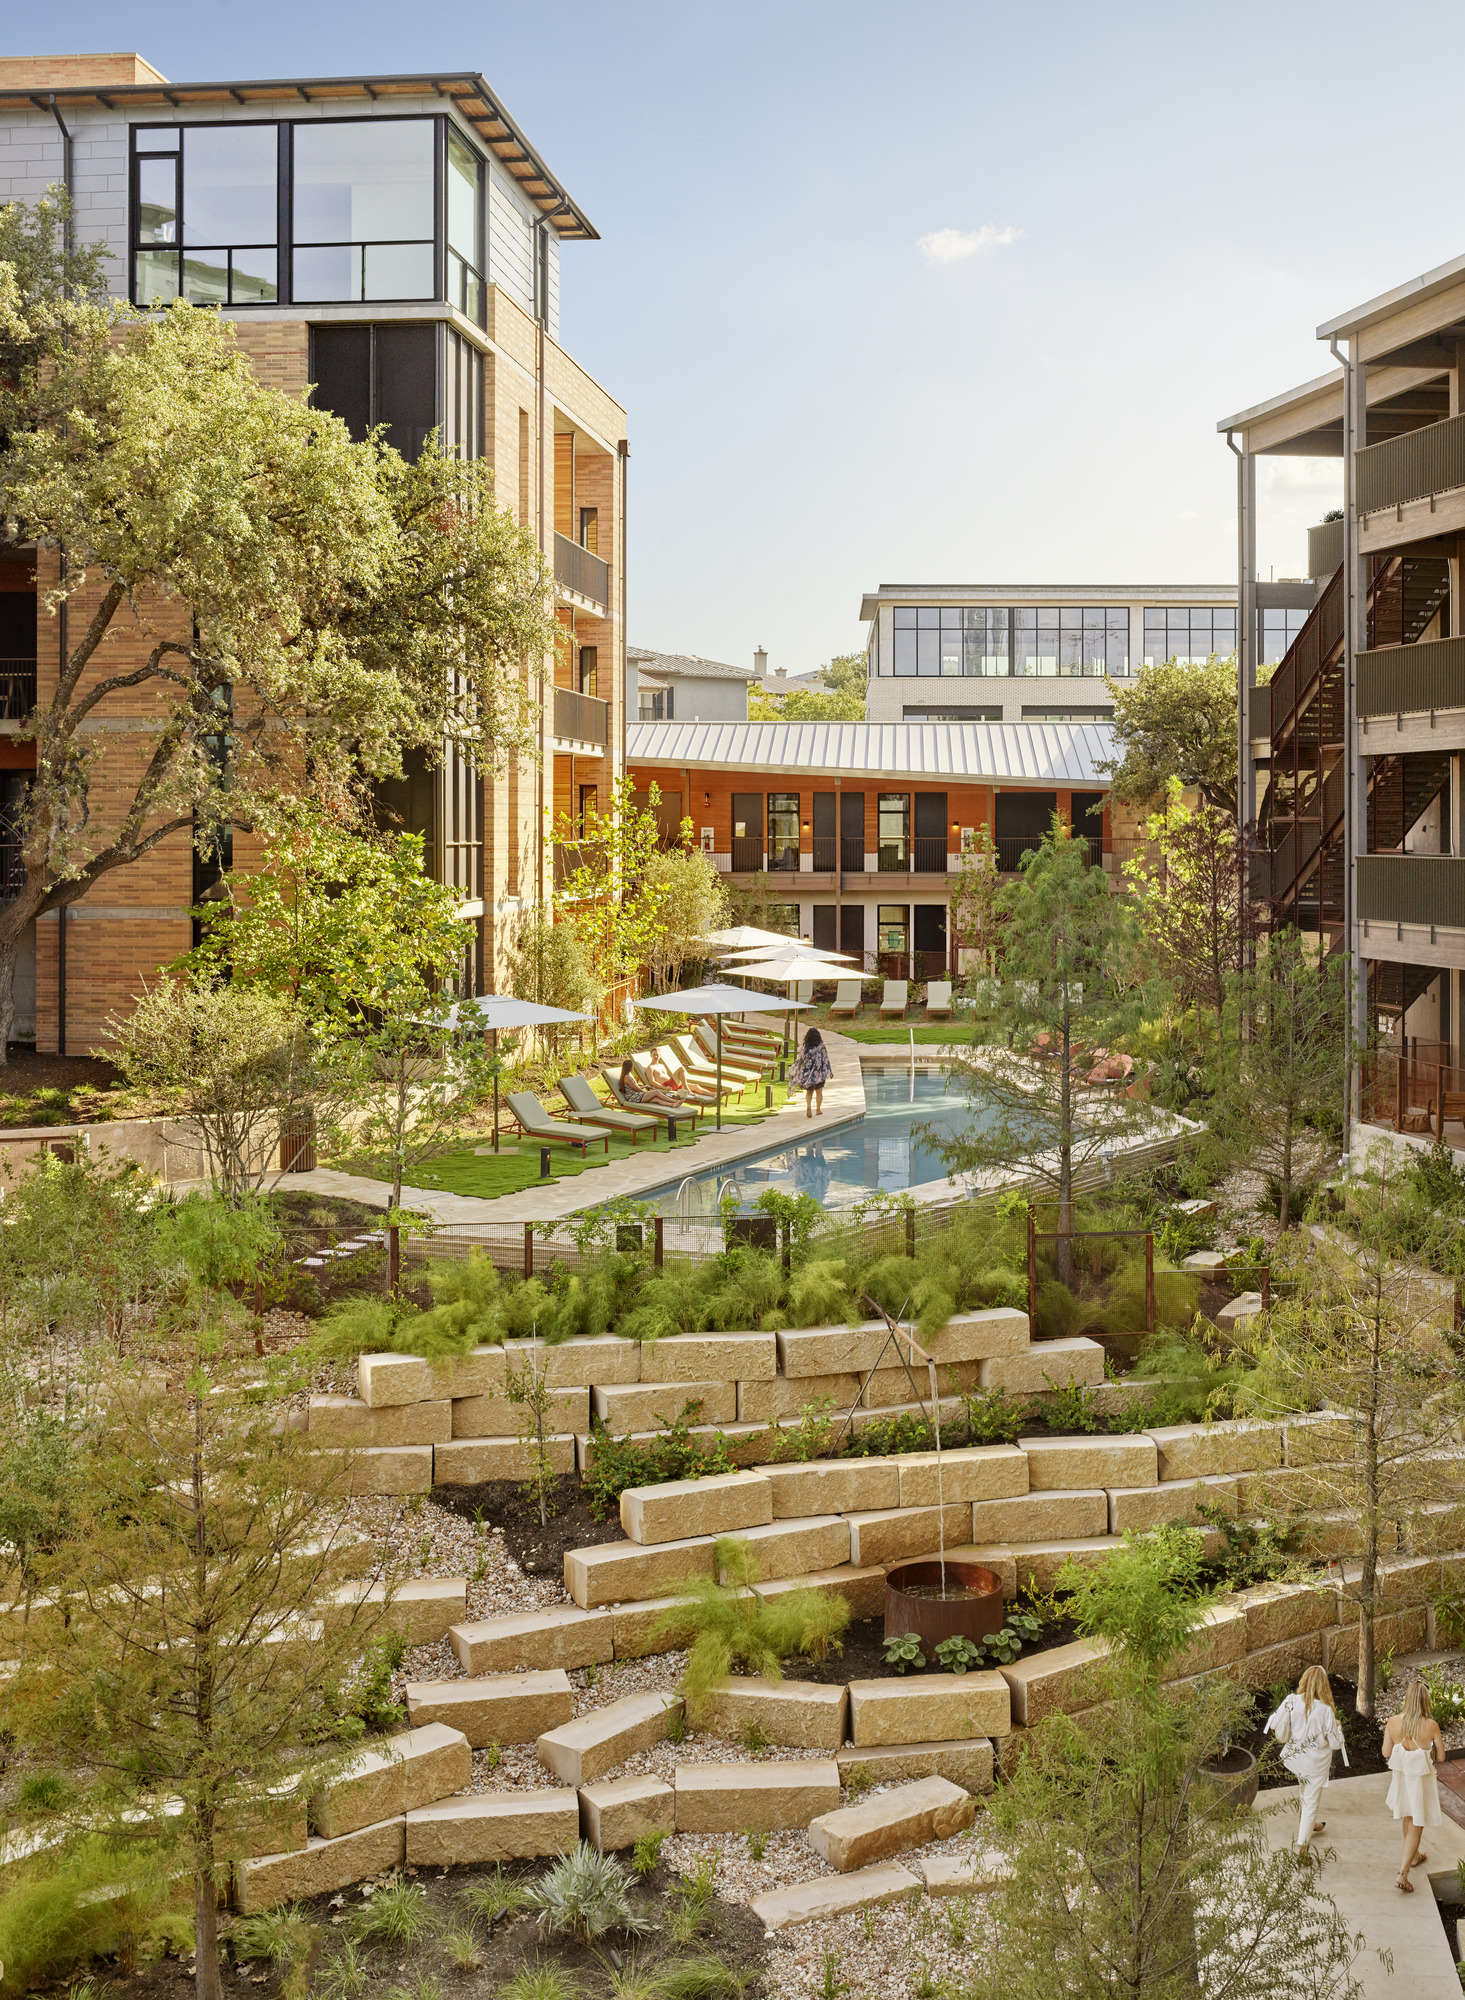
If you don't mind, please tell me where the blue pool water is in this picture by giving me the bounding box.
[647,1064,988,1214]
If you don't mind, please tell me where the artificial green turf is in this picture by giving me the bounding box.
[842,1023,974,1046]
[407,1082,793,1199]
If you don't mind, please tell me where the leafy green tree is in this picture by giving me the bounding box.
[553,778,676,1036]
[1101,654,1238,814]
[0,213,555,1063]
[948,822,1003,979]
[938,825,1146,1277]
[643,844,729,988]
[748,651,866,721]
[0,1151,159,1365]
[1124,778,1244,1050]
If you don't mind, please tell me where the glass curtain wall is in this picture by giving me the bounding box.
[1141,607,1238,666]
[133,123,278,304]
[767,793,800,872]
[292,119,435,302]
[890,606,1128,677]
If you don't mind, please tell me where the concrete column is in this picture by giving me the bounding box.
[1343,337,1369,1140]
[1236,446,1258,828]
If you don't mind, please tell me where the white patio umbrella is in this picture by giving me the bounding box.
[729,951,877,1055]
[702,925,806,952]
[636,982,811,1132]
[717,942,858,963]
[443,995,593,1153]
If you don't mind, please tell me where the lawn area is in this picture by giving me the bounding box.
[842,1022,974,1046]
[402,1079,794,1199]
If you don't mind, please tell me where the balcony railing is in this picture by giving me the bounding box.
[812,836,837,870]
[1357,412,1465,517]
[1357,851,1465,929]
[841,835,866,872]
[731,836,762,872]
[1364,1048,1465,1142]
[996,834,1102,873]
[553,531,610,610]
[1248,683,1271,740]
[1358,635,1465,718]
[552,684,609,746]
[1,659,36,723]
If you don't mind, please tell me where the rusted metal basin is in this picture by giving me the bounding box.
[884,1559,1005,1650]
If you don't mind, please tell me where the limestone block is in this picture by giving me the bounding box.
[753,1565,887,1621]
[235,1817,404,1915]
[225,1791,308,1859]
[1008,1536,1124,1594]
[846,1505,973,1570]
[751,1861,921,1933]
[505,1333,639,1387]
[565,1535,717,1610]
[308,1395,451,1447]
[592,1381,736,1431]
[1174,1197,1216,1222]
[674,1759,841,1832]
[404,1670,574,1748]
[449,1606,615,1676]
[863,1359,982,1408]
[357,1353,434,1409]
[1165,1603,1247,1680]
[1283,1413,1355,1467]
[933,1544,1018,1598]
[969,1490,1108,1544]
[700,1678,849,1751]
[723,1515,852,1582]
[836,1740,995,1795]
[1238,1466,1330,1513]
[620,1471,773,1546]
[848,1397,968,1440]
[1182,1250,1226,1274]
[1238,1631,1325,1689]
[737,1373,861,1424]
[1083,1379,1161,1420]
[1323,1606,1428,1676]
[776,1320,889,1379]
[1290,1512,1398,1561]
[433,1436,576,1485]
[1213,1293,1264,1336]
[999,1639,1109,1726]
[426,1348,508,1400]
[1019,1434,1157,1492]
[979,1336,1105,1393]
[404,1789,579,1866]
[808,1775,976,1872]
[537,1693,683,1786]
[1347,1554,1441,1604]
[348,1446,433,1496]
[925,1308,1031,1364]
[610,1594,711,1659]
[915,1848,1008,1896]
[452,1387,588,1438]
[1147,1420,1283,1482]
[313,1723,471,1838]
[578,1775,676,1851]
[639,1332,776,1383]
[1108,1476,1239,1533]
[848,1673,1010,1745]
[708,1421,804,1468]
[765,1459,899,1519]
[323,1577,467,1647]
[897,1445,1028,1509]
[1417,1496,1465,1554]
[1235,1580,1339,1654]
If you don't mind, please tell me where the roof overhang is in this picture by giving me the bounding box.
[1317,248,1465,345]
[0,68,596,239]
[1217,362,1452,457]
[858,582,1235,620]
[626,719,1115,788]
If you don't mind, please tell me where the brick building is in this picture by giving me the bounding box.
[0,52,625,1051]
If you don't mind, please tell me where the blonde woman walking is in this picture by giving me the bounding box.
[1267,1665,1348,1860]
[1382,1682,1444,1892]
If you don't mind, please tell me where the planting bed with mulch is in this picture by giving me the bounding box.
[433,1474,626,1576]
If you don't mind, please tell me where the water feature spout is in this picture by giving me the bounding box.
[927,1353,945,1593]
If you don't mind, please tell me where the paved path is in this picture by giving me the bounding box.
[273,1021,868,1228]
[1256,1772,1465,1997]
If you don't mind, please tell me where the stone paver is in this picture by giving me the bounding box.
[751,1861,922,1933]
[674,1759,841,1832]
[404,1790,579,1866]
[620,1470,772,1545]
[536,1692,683,1786]
[404,1670,574,1747]
[578,1774,676,1851]
[808,1775,976,1871]
[915,1848,1008,1896]
[448,1605,616,1675]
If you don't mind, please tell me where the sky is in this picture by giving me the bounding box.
[16,1,1465,672]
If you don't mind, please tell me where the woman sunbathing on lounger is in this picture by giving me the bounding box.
[619,1059,685,1110]
[646,1054,715,1102]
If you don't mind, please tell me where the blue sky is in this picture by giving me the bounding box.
[16,2,1465,670]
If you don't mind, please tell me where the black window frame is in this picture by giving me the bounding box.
[130,119,281,309]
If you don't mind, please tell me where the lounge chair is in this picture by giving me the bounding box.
[829,980,863,1019]
[559,1074,659,1144]
[879,980,909,1021]
[669,1033,758,1093]
[794,981,813,1004]
[506,1091,610,1159]
[603,1065,703,1133]
[926,981,953,1021]
[717,1013,780,1048]
[693,1021,771,1075]
[638,1049,724,1106]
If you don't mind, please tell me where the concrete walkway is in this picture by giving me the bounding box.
[1256,1773,1465,1997]
[274,1022,867,1228]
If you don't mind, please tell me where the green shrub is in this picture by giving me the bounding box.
[586,1404,736,1519]
[522,1842,650,1944]
[882,1633,924,1674]
[631,1828,667,1879]
[0,1839,181,1994]
[665,1538,850,1716]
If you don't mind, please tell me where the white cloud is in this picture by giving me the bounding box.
[916,224,1021,265]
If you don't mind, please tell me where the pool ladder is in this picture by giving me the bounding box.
[673,1175,741,1234]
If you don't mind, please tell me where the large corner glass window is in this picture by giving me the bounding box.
[292,118,435,303]
[131,123,278,306]
[446,126,485,322]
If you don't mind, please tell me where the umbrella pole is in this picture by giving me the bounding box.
[492,1028,500,1154]
[717,1034,723,1133]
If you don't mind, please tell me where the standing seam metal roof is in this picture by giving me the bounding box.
[625,720,1114,786]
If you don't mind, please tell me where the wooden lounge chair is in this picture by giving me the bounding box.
[506,1091,611,1159]
[603,1065,703,1133]
[879,980,909,1021]
[669,1033,758,1094]
[926,981,953,1021]
[638,1049,724,1106]
[559,1074,659,1144]
[693,1021,771,1074]
[830,980,863,1019]
[717,1013,780,1048]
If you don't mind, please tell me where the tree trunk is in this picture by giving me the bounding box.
[193,1847,222,2000]
[1357,1314,1383,1718]
[1057,993,1074,1289]
[0,929,15,1065]
[1279,1113,1293,1231]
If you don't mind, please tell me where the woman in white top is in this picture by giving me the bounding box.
[1267,1665,1348,1859]
[1382,1681,1444,1892]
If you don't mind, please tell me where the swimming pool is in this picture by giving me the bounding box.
[645,1063,999,1214]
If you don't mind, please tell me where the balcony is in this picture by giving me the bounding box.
[1358,413,1465,517]
[552,685,609,749]
[553,531,610,613]
[1358,635,1465,721]
[996,835,1101,873]
[1357,852,1465,930]
[1,659,36,724]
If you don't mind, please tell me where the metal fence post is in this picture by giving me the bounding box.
[654,1215,664,1268]
[1027,1205,1037,1322]
[1262,1263,1272,1310]
[1144,1232,1155,1332]
[906,1207,916,1260]
[524,1223,534,1280]
[388,1225,400,1296]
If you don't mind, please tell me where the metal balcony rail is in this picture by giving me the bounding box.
[840,835,866,872]
[0,840,22,900]
[553,531,610,610]
[730,836,762,872]
[766,843,800,873]
[812,835,837,871]
[1364,1048,1465,1143]
[1357,851,1465,929]
[995,833,1101,873]
[1247,684,1271,739]
[551,684,609,746]
[1357,412,1465,518]
[0,659,36,723]
[1358,635,1465,718]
